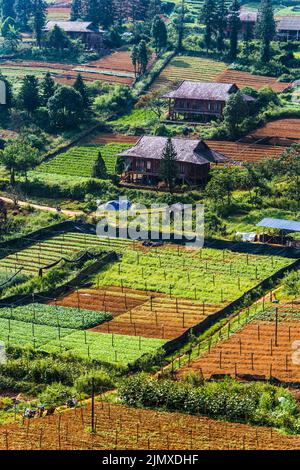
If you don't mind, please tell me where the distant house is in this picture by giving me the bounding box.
[162,81,255,121]
[118,136,228,187]
[225,11,258,39]
[44,21,105,52]
[277,16,300,40]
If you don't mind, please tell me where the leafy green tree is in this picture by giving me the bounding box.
[98,0,114,29]
[47,24,71,50]
[151,15,167,54]
[160,138,178,193]
[255,0,276,63]
[205,167,238,206]
[0,140,39,184]
[86,0,99,25]
[201,0,216,51]
[40,72,56,105]
[47,86,83,129]
[92,150,107,178]
[2,21,20,51]
[32,0,47,48]
[19,75,40,113]
[74,73,90,108]
[223,90,248,137]
[228,0,241,60]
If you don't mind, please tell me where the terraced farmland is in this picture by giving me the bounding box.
[206,140,284,163]
[215,69,291,92]
[2,402,300,450]
[250,118,300,142]
[36,143,131,177]
[83,133,138,146]
[179,302,300,383]
[151,56,228,91]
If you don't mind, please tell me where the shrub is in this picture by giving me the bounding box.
[75,370,115,395]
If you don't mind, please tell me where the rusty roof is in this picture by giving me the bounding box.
[118,136,228,166]
[162,81,237,101]
[239,11,258,22]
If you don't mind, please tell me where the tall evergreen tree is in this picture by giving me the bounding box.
[99,0,114,29]
[255,0,276,63]
[228,0,241,60]
[0,0,15,19]
[138,40,149,75]
[201,0,216,51]
[86,0,99,25]
[151,15,167,54]
[131,45,139,77]
[19,75,40,114]
[92,150,107,178]
[15,0,33,30]
[74,73,90,108]
[160,138,178,193]
[32,0,47,48]
[215,0,227,52]
[177,0,185,51]
[40,72,56,105]
[71,0,81,20]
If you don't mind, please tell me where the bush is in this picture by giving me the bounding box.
[38,382,76,408]
[75,370,115,396]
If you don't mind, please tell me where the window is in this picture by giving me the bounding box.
[146,161,151,171]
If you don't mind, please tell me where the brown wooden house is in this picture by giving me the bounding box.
[118,136,228,187]
[163,81,255,122]
[225,11,258,39]
[44,21,105,52]
[277,16,300,40]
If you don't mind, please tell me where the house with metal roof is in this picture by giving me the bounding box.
[257,217,300,246]
[118,136,228,187]
[44,21,105,51]
[162,81,255,121]
[277,16,300,40]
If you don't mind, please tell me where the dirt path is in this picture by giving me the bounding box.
[0,196,84,218]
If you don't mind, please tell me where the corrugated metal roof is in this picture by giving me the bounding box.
[277,16,300,31]
[45,21,102,33]
[162,81,237,101]
[118,136,228,165]
[257,218,300,232]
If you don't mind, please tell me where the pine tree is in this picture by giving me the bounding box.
[177,0,185,51]
[131,45,139,77]
[15,0,33,30]
[160,138,178,193]
[0,0,15,19]
[86,0,99,25]
[41,72,56,105]
[215,0,227,52]
[151,15,167,54]
[255,0,276,63]
[19,75,40,114]
[99,0,114,29]
[201,0,216,51]
[92,151,107,178]
[71,0,81,20]
[138,40,149,75]
[32,0,46,48]
[74,73,90,108]
[228,0,241,60]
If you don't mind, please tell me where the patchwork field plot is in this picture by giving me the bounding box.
[2,402,300,450]
[206,140,284,163]
[36,143,131,177]
[250,118,300,142]
[46,6,71,20]
[215,69,290,92]
[179,303,300,383]
[0,304,111,330]
[150,56,228,91]
[0,51,137,86]
[82,133,138,146]
[41,330,165,364]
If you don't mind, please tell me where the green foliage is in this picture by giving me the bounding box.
[93,85,134,118]
[47,86,83,129]
[223,90,249,137]
[75,369,115,395]
[283,270,300,296]
[0,139,40,184]
[255,0,276,63]
[38,382,75,407]
[120,375,300,432]
[159,137,178,192]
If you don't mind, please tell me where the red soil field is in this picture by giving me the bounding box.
[1,402,300,450]
[87,50,137,73]
[250,118,300,142]
[83,132,138,145]
[91,294,219,339]
[179,319,300,383]
[206,140,284,163]
[215,69,290,93]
